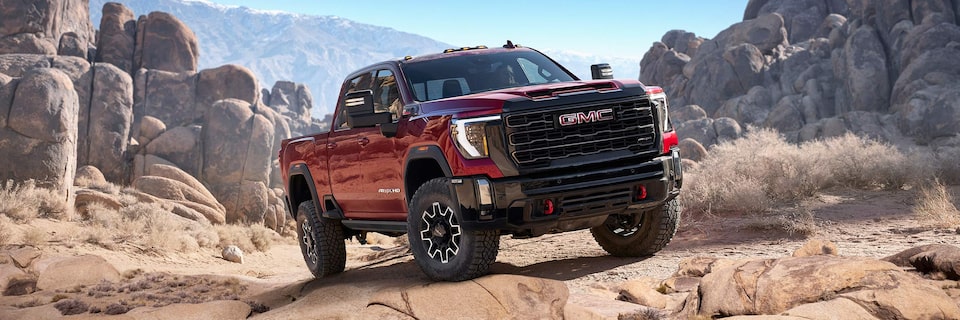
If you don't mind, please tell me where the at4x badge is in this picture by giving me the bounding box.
[558,108,614,126]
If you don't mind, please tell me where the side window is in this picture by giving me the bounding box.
[336,72,374,130]
[373,69,401,122]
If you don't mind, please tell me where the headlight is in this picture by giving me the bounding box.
[451,115,499,159]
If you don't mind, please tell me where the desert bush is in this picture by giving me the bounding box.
[22,226,48,246]
[0,180,70,221]
[682,129,931,216]
[120,203,222,253]
[815,134,926,189]
[214,224,279,253]
[914,179,960,227]
[0,217,11,246]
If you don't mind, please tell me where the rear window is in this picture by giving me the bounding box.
[401,50,576,101]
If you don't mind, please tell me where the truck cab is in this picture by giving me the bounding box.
[280,43,683,281]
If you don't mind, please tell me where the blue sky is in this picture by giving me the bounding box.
[208,0,748,58]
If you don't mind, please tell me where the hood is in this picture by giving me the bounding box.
[416,80,642,118]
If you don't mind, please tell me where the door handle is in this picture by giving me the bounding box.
[326,142,337,149]
[358,137,370,146]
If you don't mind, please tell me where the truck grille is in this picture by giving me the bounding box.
[504,99,658,168]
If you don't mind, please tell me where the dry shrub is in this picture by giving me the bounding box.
[745,208,818,236]
[0,180,70,221]
[22,226,48,246]
[683,129,931,216]
[215,224,278,253]
[914,180,960,227]
[115,203,220,253]
[0,217,11,245]
[815,134,924,189]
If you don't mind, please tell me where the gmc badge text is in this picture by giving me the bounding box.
[280,43,683,281]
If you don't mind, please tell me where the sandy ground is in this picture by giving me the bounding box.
[2,187,958,318]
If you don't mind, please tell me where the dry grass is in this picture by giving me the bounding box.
[682,129,931,216]
[0,218,11,246]
[214,224,279,253]
[914,180,960,227]
[0,180,71,222]
[22,226,48,246]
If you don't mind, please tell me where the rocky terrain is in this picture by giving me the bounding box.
[0,0,324,232]
[0,0,959,319]
[643,0,960,162]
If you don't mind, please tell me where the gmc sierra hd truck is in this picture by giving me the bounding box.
[279,42,683,281]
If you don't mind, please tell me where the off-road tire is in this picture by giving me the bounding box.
[296,200,346,278]
[591,198,681,257]
[407,178,499,281]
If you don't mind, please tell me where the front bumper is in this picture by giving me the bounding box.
[451,150,682,237]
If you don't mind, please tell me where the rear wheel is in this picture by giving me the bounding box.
[407,178,499,281]
[591,198,681,257]
[296,200,346,278]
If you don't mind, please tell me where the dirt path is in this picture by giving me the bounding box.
[4,188,958,318]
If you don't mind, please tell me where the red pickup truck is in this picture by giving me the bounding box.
[279,43,683,281]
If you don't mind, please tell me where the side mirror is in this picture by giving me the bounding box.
[344,90,374,117]
[591,63,613,80]
[343,90,391,128]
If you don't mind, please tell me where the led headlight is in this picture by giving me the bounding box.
[451,115,499,159]
[650,92,670,132]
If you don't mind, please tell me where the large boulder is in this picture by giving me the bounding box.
[146,125,203,177]
[81,63,134,183]
[134,11,199,73]
[0,54,52,78]
[202,99,276,225]
[196,64,260,118]
[362,275,568,319]
[692,255,960,318]
[95,2,137,74]
[0,33,57,55]
[133,175,225,224]
[743,0,835,43]
[36,255,121,291]
[0,73,15,128]
[890,48,960,141]
[840,25,890,113]
[134,69,198,130]
[0,68,78,195]
[0,0,94,56]
[884,244,960,280]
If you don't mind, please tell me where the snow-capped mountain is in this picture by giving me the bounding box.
[89,0,641,116]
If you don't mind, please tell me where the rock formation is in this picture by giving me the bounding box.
[0,1,312,231]
[594,241,960,319]
[641,0,960,152]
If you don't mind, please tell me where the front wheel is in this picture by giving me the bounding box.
[591,198,681,257]
[296,200,346,278]
[407,178,500,281]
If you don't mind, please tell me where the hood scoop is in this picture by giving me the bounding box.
[526,81,619,100]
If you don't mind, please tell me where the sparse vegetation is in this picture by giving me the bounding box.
[53,299,89,315]
[22,226,48,246]
[914,179,960,227]
[215,224,280,253]
[682,129,932,216]
[0,216,11,246]
[0,180,70,222]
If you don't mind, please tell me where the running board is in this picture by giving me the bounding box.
[340,220,408,233]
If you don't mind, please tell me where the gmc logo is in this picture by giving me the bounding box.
[558,108,614,126]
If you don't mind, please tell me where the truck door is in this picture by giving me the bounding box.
[358,69,406,218]
[328,72,373,216]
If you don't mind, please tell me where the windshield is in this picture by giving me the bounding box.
[401,50,577,101]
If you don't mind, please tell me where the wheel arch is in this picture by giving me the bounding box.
[404,145,453,204]
[287,163,322,219]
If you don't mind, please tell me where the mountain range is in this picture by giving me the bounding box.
[89,0,641,117]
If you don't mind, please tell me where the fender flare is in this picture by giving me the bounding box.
[286,163,322,219]
[403,145,453,202]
